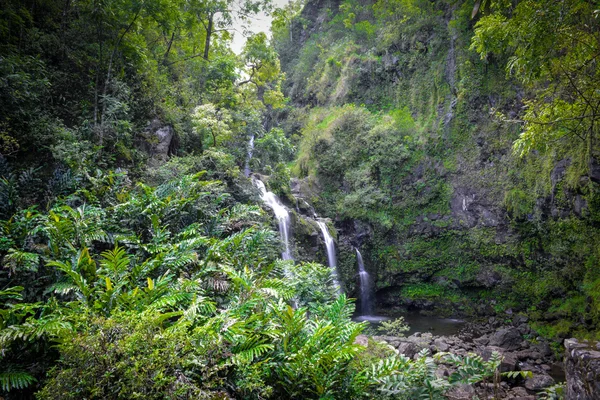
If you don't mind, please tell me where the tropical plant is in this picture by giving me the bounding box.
[378,316,410,337]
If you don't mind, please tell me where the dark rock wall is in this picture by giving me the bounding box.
[564,339,600,400]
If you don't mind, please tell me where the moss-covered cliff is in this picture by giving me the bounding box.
[275,0,600,340]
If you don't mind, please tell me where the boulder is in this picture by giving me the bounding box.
[489,327,522,351]
[481,346,518,372]
[446,384,476,400]
[476,268,503,288]
[473,335,489,346]
[530,341,552,358]
[524,373,554,391]
[140,119,174,166]
[564,338,600,399]
[405,332,434,349]
[372,335,402,348]
[396,341,420,359]
[433,338,450,352]
[517,323,531,335]
[508,386,530,397]
[516,350,543,361]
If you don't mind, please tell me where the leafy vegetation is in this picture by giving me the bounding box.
[1,0,598,397]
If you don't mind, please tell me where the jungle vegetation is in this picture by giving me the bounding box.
[0,0,598,398]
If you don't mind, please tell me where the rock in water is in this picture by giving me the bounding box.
[565,338,600,399]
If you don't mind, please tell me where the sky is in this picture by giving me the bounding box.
[230,0,292,54]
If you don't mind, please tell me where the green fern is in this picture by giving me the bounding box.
[0,370,36,392]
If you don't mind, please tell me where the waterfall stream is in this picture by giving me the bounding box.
[244,134,255,177]
[254,178,293,261]
[316,221,341,291]
[248,135,345,297]
[356,248,372,315]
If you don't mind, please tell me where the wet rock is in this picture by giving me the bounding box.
[489,327,522,350]
[524,373,554,391]
[564,338,600,399]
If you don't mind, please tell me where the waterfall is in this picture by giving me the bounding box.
[356,248,372,315]
[254,178,293,261]
[244,134,255,177]
[316,220,341,291]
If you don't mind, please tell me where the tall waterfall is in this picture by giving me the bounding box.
[316,221,341,291]
[356,248,372,315]
[254,179,293,261]
[244,134,255,177]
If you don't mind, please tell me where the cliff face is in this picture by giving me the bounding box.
[276,0,600,338]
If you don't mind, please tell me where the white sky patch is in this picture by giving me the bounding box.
[230,0,292,54]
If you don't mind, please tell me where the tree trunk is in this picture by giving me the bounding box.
[203,15,213,61]
[162,31,176,65]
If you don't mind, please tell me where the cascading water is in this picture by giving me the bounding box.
[254,179,293,261]
[356,248,373,315]
[316,220,341,291]
[244,134,255,177]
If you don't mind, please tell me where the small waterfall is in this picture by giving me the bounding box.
[356,248,372,315]
[244,134,255,177]
[316,220,341,291]
[254,178,293,261]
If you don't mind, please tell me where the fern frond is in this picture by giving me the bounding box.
[0,370,36,391]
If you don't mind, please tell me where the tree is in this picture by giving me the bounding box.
[239,32,286,107]
[472,0,600,180]
[271,0,303,42]
[187,0,273,61]
[191,103,233,147]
